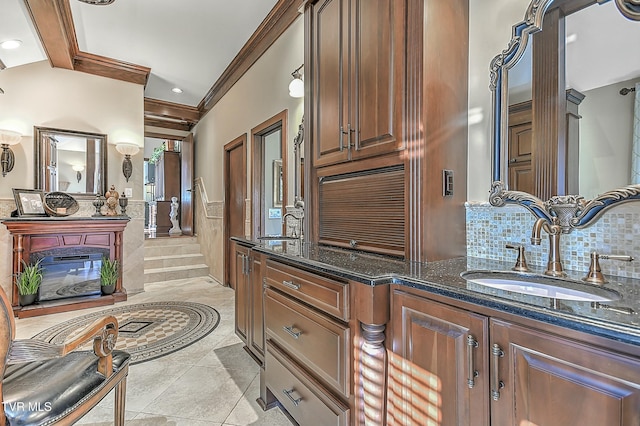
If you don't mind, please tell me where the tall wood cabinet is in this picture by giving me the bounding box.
[154,150,180,201]
[310,0,405,168]
[307,0,470,262]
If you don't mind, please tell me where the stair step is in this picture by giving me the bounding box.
[144,243,202,257]
[144,263,210,284]
[144,236,198,247]
[144,253,206,269]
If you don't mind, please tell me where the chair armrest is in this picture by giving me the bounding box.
[7,316,119,365]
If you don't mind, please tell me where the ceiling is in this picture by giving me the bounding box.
[0,0,302,131]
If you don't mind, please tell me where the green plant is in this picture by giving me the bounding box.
[15,259,43,296]
[148,143,166,164]
[100,257,119,286]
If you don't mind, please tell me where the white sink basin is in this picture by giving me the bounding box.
[461,271,620,302]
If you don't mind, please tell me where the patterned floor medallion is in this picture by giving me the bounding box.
[32,302,220,364]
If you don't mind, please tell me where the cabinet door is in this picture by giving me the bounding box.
[491,319,640,426]
[312,0,350,167]
[249,253,265,363]
[388,289,489,426]
[349,0,405,161]
[233,244,250,344]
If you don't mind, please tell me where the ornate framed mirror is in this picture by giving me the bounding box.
[34,126,108,198]
[490,0,640,200]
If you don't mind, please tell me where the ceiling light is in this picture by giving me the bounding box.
[289,64,304,98]
[172,87,183,94]
[1,40,22,50]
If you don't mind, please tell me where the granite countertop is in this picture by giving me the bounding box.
[234,237,640,347]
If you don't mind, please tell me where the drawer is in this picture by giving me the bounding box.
[265,288,350,397]
[266,342,350,426]
[265,260,349,321]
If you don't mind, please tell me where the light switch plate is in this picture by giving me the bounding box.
[124,188,133,197]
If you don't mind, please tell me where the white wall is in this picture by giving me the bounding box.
[193,16,304,204]
[468,0,532,201]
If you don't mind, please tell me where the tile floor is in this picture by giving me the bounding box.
[14,277,293,426]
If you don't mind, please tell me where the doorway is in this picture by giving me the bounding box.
[223,134,247,288]
[144,132,194,237]
[251,110,288,239]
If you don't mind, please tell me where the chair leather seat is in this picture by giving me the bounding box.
[3,350,130,426]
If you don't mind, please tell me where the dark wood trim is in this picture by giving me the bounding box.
[197,0,305,114]
[144,117,192,132]
[23,0,75,69]
[224,134,248,287]
[74,51,150,86]
[144,98,201,123]
[251,110,288,239]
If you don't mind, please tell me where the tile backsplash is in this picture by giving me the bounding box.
[466,202,640,279]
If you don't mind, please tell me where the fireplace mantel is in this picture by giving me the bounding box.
[2,217,130,318]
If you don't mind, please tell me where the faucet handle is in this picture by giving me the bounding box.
[583,252,634,285]
[506,244,530,272]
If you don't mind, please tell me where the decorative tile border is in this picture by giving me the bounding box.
[466,202,640,279]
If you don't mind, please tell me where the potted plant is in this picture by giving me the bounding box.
[100,257,119,295]
[15,259,43,306]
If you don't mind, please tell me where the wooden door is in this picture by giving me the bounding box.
[224,135,247,288]
[387,289,490,426]
[234,243,250,344]
[349,0,405,161]
[490,319,640,426]
[312,0,351,167]
[507,122,533,194]
[180,133,194,235]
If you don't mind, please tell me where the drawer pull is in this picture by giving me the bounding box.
[491,343,505,401]
[467,335,479,389]
[283,325,302,339]
[282,280,301,290]
[283,388,303,406]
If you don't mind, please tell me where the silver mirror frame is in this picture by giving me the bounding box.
[34,126,108,198]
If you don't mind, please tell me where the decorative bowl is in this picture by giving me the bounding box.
[44,192,79,217]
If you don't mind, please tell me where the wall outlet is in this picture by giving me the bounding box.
[443,170,454,196]
[124,188,133,197]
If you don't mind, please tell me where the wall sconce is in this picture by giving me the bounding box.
[115,142,140,182]
[72,165,84,183]
[0,129,22,177]
[289,64,304,98]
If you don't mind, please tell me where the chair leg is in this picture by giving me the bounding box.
[114,377,127,426]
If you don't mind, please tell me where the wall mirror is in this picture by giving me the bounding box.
[34,126,107,198]
[490,0,640,200]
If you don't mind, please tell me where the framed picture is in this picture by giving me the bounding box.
[272,159,283,208]
[12,189,47,216]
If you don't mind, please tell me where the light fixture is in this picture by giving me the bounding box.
[115,143,140,182]
[0,129,21,177]
[72,165,84,183]
[77,0,115,5]
[289,64,304,98]
[171,87,183,94]
[1,40,22,50]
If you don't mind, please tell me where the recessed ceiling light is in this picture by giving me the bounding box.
[171,87,183,94]
[1,40,22,50]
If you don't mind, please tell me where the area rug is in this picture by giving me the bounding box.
[32,301,220,365]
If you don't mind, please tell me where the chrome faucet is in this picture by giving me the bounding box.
[282,210,304,239]
[531,217,566,277]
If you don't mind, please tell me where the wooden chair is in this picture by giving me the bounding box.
[0,285,130,426]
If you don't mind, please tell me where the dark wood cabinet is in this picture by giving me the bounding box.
[490,319,640,426]
[388,285,640,426]
[233,242,266,365]
[154,150,180,201]
[388,289,490,426]
[310,0,405,168]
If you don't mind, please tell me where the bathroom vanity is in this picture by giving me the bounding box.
[233,237,640,425]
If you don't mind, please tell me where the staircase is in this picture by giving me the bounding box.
[144,236,210,284]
